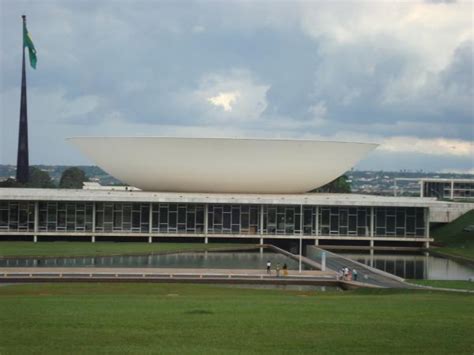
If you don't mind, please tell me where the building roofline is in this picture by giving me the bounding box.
[394,178,474,183]
[0,188,450,207]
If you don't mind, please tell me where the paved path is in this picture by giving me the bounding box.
[0,267,368,288]
[0,267,333,277]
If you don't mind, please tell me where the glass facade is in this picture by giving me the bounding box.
[38,202,93,232]
[95,202,149,233]
[318,207,371,236]
[424,181,474,199]
[375,207,425,237]
[208,204,259,235]
[453,182,474,198]
[263,205,302,235]
[0,201,35,231]
[0,200,427,238]
[152,203,205,234]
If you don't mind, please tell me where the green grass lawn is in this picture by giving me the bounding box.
[432,210,474,260]
[407,279,474,291]
[0,283,473,354]
[0,242,255,258]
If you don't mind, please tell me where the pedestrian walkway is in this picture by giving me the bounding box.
[0,266,359,288]
[306,246,409,288]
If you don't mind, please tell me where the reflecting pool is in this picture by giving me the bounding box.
[339,252,474,280]
[0,251,313,270]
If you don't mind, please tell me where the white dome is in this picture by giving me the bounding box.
[68,137,377,193]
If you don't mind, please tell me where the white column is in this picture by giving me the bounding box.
[298,236,302,273]
[424,207,430,249]
[420,181,424,197]
[92,202,96,234]
[370,207,374,237]
[369,207,375,253]
[148,203,153,243]
[259,205,264,253]
[450,180,454,200]
[370,239,375,267]
[33,201,38,243]
[204,204,209,244]
[315,206,319,245]
[394,179,398,196]
[299,205,303,237]
[299,204,303,273]
[91,203,96,243]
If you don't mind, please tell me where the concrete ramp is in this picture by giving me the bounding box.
[306,246,409,288]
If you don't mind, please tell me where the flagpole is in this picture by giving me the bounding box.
[16,15,29,184]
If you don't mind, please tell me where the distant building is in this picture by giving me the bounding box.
[394,178,474,201]
[82,182,141,191]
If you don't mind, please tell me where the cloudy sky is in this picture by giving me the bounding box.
[1,0,473,172]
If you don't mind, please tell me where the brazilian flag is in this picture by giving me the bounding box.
[23,21,37,69]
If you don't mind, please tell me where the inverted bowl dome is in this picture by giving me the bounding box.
[68,137,377,193]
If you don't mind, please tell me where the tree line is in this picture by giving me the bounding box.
[0,167,88,189]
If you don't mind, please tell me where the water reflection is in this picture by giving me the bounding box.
[339,252,474,280]
[0,251,312,270]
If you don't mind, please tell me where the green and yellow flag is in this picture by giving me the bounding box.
[23,21,37,69]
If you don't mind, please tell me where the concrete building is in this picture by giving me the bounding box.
[394,178,474,200]
[2,188,472,248]
[2,137,472,248]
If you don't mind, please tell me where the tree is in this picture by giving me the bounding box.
[59,167,88,189]
[26,167,55,188]
[0,178,23,188]
[311,175,351,193]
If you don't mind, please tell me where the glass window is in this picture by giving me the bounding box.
[304,208,312,225]
[330,215,338,232]
[241,213,249,229]
[232,208,240,225]
[249,208,258,225]
[113,211,122,229]
[321,209,330,225]
[286,209,294,224]
[178,207,186,224]
[0,210,8,227]
[214,208,222,225]
[187,212,195,228]
[159,207,168,224]
[132,212,140,228]
[169,212,177,227]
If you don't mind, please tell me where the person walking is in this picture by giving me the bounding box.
[343,266,349,280]
[266,260,271,274]
[282,263,288,276]
[353,268,358,281]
